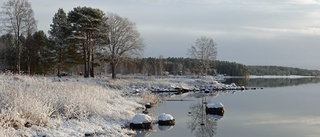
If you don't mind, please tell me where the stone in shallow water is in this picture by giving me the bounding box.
[158,113,175,125]
[206,102,225,115]
[130,113,153,129]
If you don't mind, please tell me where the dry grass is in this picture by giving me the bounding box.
[0,74,141,132]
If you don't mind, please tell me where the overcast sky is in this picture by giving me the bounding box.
[3,0,320,69]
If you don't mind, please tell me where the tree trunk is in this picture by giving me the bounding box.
[87,45,92,78]
[90,49,94,77]
[27,56,30,75]
[17,30,21,74]
[57,53,61,77]
[111,62,117,79]
[83,42,89,78]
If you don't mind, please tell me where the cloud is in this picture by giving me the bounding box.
[131,0,320,5]
[18,0,320,69]
[287,0,320,5]
[244,26,320,36]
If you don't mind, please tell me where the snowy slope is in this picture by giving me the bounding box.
[0,74,144,137]
[0,74,240,136]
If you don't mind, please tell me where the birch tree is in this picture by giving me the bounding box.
[102,12,145,79]
[0,0,37,73]
[188,36,217,75]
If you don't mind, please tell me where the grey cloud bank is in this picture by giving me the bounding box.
[4,0,320,69]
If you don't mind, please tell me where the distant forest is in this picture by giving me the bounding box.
[114,57,249,76]
[247,65,320,76]
[116,57,320,76]
[117,57,320,77]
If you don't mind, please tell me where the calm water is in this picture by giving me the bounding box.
[144,78,320,137]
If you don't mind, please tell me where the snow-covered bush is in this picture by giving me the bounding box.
[0,74,141,136]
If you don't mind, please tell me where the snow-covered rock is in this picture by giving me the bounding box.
[207,102,224,108]
[145,102,152,108]
[158,113,174,121]
[130,114,153,130]
[130,114,152,124]
[212,80,219,86]
[206,102,225,115]
[158,113,175,125]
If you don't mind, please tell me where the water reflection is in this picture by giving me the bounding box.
[151,78,320,137]
[134,130,152,137]
[224,77,320,88]
[187,98,222,137]
[133,125,174,137]
[158,125,173,131]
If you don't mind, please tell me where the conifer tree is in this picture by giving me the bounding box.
[67,6,104,78]
[48,8,72,76]
[1,0,37,73]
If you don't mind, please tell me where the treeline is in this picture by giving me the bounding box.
[0,32,57,75]
[248,65,320,76]
[116,57,249,76]
[118,59,320,77]
[225,77,320,87]
[0,1,145,78]
[215,61,249,76]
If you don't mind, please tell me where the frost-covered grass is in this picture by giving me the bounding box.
[0,74,230,136]
[0,74,144,136]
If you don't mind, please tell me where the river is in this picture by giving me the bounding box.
[143,77,320,137]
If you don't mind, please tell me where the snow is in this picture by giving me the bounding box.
[249,75,315,79]
[158,113,174,121]
[207,102,224,108]
[0,74,240,136]
[0,74,142,137]
[130,114,152,124]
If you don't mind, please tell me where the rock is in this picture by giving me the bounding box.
[206,102,225,116]
[158,113,175,125]
[24,122,32,128]
[130,114,153,130]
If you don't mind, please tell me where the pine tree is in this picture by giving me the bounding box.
[0,34,16,71]
[32,31,47,74]
[48,8,72,76]
[67,6,104,78]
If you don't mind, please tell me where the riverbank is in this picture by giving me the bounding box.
[0,74,242,136]
[0,74,154,136]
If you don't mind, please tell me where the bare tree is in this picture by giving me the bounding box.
[102,12,145,79]
[188,36,217,75]
[1,0,37,73]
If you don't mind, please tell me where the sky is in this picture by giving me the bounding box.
[2,0,320,70]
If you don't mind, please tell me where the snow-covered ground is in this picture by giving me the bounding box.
[0,74,148,137]
[0,74,244,136]
[249,75,316,79]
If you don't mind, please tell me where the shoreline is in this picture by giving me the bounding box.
[0,74,316,136]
